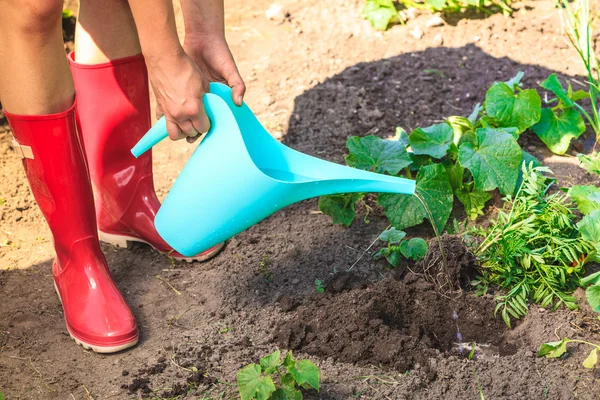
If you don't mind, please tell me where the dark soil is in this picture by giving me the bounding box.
[2,0,600,399]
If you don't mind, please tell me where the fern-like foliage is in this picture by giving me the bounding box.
[471,164,595,327]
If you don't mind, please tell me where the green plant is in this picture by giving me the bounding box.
[373,227,428,267]
[538,337,600,369]
[320,72,547,234]
[259,255,274,284]
[314,279,325,293]
[361,0,513,31]
[0,390,4,400]
[362,0,402,30]
[560,0,600,149]
[471,165,597,327]
[62,9,74,18]
[237,350,320,400]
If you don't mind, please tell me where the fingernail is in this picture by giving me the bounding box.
[236,95,243,106]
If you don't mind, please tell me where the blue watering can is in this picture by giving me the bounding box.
[131,82,415,257]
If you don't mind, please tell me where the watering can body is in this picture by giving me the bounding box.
[131,83,415,257]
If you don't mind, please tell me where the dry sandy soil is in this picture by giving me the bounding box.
[1,0,600,399]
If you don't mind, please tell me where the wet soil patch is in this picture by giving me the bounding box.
[276,235,516,374]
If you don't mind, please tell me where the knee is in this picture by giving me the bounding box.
[5,0,64,34]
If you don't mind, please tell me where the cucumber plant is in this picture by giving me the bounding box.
[320,72,591,234]
[237,350,320,400]
[374,227,428,267]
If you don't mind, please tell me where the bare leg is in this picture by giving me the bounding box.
[0,0,74,114]
[75,0,142,63]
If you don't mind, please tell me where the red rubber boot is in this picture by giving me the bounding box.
[5,101,138,353]
[69,53,223,262]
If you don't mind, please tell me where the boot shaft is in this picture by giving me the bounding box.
[5,101,100,270]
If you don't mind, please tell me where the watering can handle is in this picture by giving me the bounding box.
[131,117,169,158]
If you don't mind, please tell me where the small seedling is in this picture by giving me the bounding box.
[467,341,477,361]
[258,255,274,284]
[374,227,428,267]
[0,390,5,400]
[219,327,232,334]
[237,350,320,400]
[314,279,325,293]
[538,337,600,369]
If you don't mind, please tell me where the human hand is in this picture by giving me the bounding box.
[184,33,246,106]
[146,50,210,143]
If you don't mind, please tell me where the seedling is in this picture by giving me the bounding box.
[373,227,428,267]
[258,255,274,284]
[0,390,5,400]
[538,337,600,369]
[314,279,325,293]
[237,350,320,400]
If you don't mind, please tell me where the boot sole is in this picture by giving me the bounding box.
[53,282,139,353]
[98,231,225,263]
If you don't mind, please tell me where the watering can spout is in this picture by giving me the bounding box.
[131,117,168,158]
[130,82,417,257]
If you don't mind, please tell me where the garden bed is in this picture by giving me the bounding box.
[1,0,599,399]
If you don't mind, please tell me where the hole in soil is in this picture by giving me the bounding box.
[275,235,519,374]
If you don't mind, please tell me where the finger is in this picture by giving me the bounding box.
[190,104,211,134]
[179,119,200,139]
[224,64,246,106]
[155,105,164,121]
[166,119,186,141]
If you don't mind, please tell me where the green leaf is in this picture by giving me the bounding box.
[361,0,399,31]
[394,127,410,147]
[0,391,4,400]
[458,128,522,195]
[378,164,453,233]
[538,338,569,358]
[288,360,320,391]
[577,210,600,248]
[384,249,402,267]
[399,238,428,261]
[283,351,295,368]
[447,116,472,145]
[272,388,303,400]
[346,136,412,175]
[578,153,600,175]
[259,350,281,373]
[532,108,585,155]
[540,74,573,107]
[378,227,406,244]
[444,161,465,191]
[456,188,492,220]
[569,185,600,215]
[586,285,600,313]
[280,372,296,389]
[583,348,598,368]
[409,123,454,159]
[318,193,363,227]
[426,0,447,10]
[485,82,542,133]
[238,364,277,400]
[581,271,600,287]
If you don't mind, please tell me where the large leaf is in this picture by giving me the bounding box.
[532,108,585,155]
[485,82,542,133]
[586,285,600,313]
[578,153,600,175]
[458,128,522,195]
[569,185,600,215]
[238,364,277,400]
[361,0,398,31]
[456,187,492,220]
[540,74,573,107]
[318,193,363,227]
[399,238,428,261]
[345,136,412,175]
[426,0,447,10]
[378,164,453,233]
[409,123,454,159]
[287,360,320,391]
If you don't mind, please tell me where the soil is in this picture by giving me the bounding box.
[1,0,600,399]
